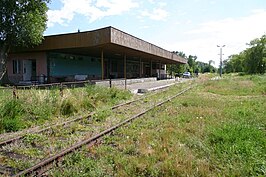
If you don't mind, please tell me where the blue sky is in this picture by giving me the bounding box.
[45,0,266,66]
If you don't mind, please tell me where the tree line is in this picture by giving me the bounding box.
[223,35,266,74]
[168,34,266,76]
[167,51,216,76]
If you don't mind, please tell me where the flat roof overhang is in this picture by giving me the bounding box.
[12,26,187,64]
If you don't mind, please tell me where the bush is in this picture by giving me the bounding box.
[81,99,96,112]
[0,99,25,132]
[60,99,77,116]
[0,99,24,119]
[1,117,24,132]
[238,72,246,76]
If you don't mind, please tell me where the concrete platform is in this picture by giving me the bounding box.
[95,77,157,87]
[94,77,189,94]
[125,79,178,94]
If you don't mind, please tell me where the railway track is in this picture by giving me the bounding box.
[0,82,195,176]
[0,84,169,146]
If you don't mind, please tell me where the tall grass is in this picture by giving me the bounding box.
[0,85,132,133]
[48,74,266,176]
[0,99,25,132]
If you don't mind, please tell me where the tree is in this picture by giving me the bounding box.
[167,51,187,76]
[208,60,215,73]
[245,35,266,74]
[0,0,50,84]
[166,63,186,76]
[195,60,217,73]
[223,59,233,73]
[174,51,186,58]
[224,35,266,74]
[168,51,217,75]
[187,55,197,73]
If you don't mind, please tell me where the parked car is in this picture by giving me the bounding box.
[182,72,191,78]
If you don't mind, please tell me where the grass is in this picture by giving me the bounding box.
[205,74,266,96]
[0,85,132,133]
[208,123,265,175]
[48,74,266,176]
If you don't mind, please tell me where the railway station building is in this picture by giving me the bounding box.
[7,26,186,84]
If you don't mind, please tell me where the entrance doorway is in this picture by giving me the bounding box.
[23,59,36,81]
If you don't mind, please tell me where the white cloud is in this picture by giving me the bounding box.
[139,25,150,29]
[162,9,266,66]
[210,0,216,5]
[147,0,155,4]
[47,0,138,27]
[138,0,169,21]
[141,8,168,21]
[158,2,167,7]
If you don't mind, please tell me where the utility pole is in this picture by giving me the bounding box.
[217,45,225,77]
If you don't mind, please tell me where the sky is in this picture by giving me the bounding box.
[45,0,266,67]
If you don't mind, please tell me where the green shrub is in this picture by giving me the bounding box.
[238,72,246,76]
[81,99,96,112]
[22,133,47,146]
[1,116,24,132]
[0,99,25,119]
[92,109,111,122]
[0,99,25,132]
[60,99,77,116]
[109,88,131,104]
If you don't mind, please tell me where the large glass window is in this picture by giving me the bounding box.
[12,60,21,74]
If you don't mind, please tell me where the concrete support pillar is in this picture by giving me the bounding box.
[139,58,142,78]
[101,49,104,80]
[150,60,152,77]
[109,58,112,78]
[159,60,161,80]
[109,58,112,88]
[124,54,127,89]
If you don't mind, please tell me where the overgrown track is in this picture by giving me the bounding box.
[0,83,195,176]
[0,86,167,147]
[0,85,172,176]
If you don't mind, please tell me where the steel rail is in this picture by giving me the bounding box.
[13,85,194,177]
[0,84,169,147]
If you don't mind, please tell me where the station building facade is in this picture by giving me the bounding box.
[7,26,186,84]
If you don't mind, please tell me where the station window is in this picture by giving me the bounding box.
[13,60,21,74]
[112,61,118,72]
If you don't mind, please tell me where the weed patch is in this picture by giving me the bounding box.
[208,122,266,175]
[47,75,265,176]
[22,133,47,146]
[0,100,25,132]
[92,109,112,122]
[60,99,77,116]
[204,75,266,96]
[0,85,132,133]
